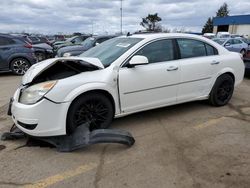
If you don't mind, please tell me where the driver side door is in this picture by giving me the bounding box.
[118,39,180,113]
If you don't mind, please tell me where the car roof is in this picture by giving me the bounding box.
[119,33,211,40]
[0,33,25,40]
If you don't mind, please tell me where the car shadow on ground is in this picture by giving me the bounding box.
[0,72,16,77]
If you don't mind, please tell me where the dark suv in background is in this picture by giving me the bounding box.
[0,34,37,75]
[57,35,116,57]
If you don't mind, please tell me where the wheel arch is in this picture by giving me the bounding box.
[69,89,116,114]
[216,68,235,83]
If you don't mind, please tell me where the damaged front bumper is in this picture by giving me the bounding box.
[10,93,70,137]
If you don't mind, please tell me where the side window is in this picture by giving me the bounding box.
[177,39,206,58]
[73,37,82,43]
[205,43,218,56]
[227,39,233,45]
[0,37,14,46]
[134,39,174,63]
[233,39,242,44]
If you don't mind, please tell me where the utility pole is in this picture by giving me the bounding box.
[120,0,123,34]
[92,21,94,35]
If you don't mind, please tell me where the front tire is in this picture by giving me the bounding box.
[66,93,114,134]
[10,58,31,75]
[209,74,234,106]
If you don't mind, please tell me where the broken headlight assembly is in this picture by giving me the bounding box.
[19,80,57,105]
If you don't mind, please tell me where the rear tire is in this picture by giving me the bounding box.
[10,58,31,75]
[209,74,234,106]
[66,93,114,134]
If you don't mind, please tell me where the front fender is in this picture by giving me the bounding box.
[65,82,120,115]
[46,82,120,115]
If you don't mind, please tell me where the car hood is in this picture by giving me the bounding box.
[22,56,104,85]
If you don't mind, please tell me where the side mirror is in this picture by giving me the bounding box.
[128,55,149,67]
[224,42,231,47]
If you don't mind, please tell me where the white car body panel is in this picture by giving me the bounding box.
[10,33,245,137]
[119,60,180,113]
[22,57,104,85]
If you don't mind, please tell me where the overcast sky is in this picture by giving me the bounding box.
[1,0,250,35]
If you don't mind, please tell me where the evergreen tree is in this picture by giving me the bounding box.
[216,3,229,17]
[202,17,213,34]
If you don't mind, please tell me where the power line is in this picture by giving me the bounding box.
[120,0,123,34]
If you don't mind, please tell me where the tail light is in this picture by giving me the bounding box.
[24,42,33,49]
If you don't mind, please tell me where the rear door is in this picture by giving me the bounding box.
[232,39,244,53]
[176,38,220,102]
[119,39,180,113]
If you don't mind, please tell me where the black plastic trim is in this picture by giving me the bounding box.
[17,120,38,130]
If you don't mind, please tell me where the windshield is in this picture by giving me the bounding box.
[213,39,226,45]
[80,37,143,67]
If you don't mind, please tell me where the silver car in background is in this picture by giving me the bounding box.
[213,38,249,57]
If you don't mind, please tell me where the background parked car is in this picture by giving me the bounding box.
[0,34,37,75]
[32,43,54,62]
[53,35,91,52]
[203,33,216,39]
[13,34,54,62]
[216,32,231,38]
[213,38,249,57]
[57,35,116,57]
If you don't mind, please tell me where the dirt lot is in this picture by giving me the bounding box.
[0,73,250,188]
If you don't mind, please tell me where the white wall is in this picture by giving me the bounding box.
[235,25,250,38]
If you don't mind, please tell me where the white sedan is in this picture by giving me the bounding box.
[10,33,245,137]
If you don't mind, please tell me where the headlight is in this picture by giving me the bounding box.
[63,52,71,57]
[19,81,57,105]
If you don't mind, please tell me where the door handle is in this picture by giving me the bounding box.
[167,66,178,71]
[211,60,220,65]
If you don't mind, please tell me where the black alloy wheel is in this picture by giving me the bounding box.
[209,74,234,106]
[67,93,114,134]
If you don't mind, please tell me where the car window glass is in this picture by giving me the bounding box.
[73,37,82,43]
[0,37,14,46]
[81,37,143,67]
[134,39,174,63]
[233,39,242,44]
[227,39,233,44]
[177,39,206,58]
[205,43,218,56]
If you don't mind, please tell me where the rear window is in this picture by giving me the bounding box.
[0,37,15,46]
[177,38,218,59]
[177,39,206,58]
[205,44,218,56]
